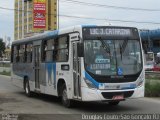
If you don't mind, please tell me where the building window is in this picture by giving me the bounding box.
[29,17,32,21]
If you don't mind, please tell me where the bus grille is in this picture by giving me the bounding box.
[101,91,134,99]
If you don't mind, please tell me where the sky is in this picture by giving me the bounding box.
[0,0,160,41]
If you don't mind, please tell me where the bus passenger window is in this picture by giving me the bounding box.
[43,39,55,62]
[55,36,69,62]
[42,41,47,61]
[19,44,26,63]
[26,44,32,63]
[13,46,18,63]
[16,45,20,62]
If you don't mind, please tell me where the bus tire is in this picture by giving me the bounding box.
[108,101,120,106]
[24,79,32,97]
[61,84,73,108]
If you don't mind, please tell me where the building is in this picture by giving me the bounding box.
[14,0,57,40]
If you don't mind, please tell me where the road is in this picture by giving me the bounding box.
[0,75,160,120]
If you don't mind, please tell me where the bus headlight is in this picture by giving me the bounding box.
[137,80,143,87]
[84,78,97,89]
[136,73,145,87]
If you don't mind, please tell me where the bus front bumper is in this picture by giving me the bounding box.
[81,85,144,101]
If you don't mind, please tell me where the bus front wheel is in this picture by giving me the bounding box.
[61,84,73,108]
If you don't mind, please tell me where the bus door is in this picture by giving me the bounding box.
[72,42,81,99]
[33,41,41,90]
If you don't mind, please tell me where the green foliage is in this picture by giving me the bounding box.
[0,38,6,57]
[145,82,160,97]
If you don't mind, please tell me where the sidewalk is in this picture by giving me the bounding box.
[0,67,11,72]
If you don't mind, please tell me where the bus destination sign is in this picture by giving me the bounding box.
[83,27,138,40]
[90,28,131,36]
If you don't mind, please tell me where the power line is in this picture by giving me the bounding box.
[60,0,160,12]
[0,6,160,25]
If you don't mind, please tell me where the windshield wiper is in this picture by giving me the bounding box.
[119,39,129,60]
[120,39,128,54]
[119,44,123,60]
[98,38,110,54]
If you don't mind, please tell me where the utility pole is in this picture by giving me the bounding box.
[57,0,59,29]
[147,30,151,52]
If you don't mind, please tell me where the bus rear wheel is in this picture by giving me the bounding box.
[24,80,32,97]
[108,101,120,106]
[61,84,73,108]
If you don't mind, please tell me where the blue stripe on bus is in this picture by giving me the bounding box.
[82,25,97,28]
[47,63,52,82]
[84,71,99,88]
[122,84,136,89]
[47,30,59,37]
[84,71,137,90]
[53,63,56,89]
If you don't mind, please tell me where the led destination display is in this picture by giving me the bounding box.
[83,27,139,40]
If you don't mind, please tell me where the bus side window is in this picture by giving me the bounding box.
[13,45,17,63]
[55,36,69,62]
[42,39,55,62]
[26,44,32,63]
[24,45,27,62]
[46,39,54,62]
[16,45,20,63]
[19,44,26,63]
[11,46,13,63]
[42,41,47,62]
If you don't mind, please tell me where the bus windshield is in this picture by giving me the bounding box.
[84,39,142,76]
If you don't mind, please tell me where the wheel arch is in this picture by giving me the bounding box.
[57,78,66,97]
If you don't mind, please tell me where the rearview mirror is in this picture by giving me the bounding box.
[77,43,84,57]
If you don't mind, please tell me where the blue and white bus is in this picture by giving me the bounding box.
[11,25,145,107]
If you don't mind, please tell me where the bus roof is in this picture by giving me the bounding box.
[12,25,138,45]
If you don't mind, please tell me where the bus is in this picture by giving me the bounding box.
[11,25,145,107]
[144,52,155,71]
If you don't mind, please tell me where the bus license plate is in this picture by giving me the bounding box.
[112,95,124,100]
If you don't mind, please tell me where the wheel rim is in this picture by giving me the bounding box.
[62,89,69,105]
[25,82,29,94]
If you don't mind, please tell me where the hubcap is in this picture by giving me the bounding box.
[62,89,69,105]
[25,82,29,94]
[62,89,67,102]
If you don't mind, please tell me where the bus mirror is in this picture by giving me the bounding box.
[77,43,84,57]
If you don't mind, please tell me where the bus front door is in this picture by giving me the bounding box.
[33,45,41,90]
[72,42,81,99]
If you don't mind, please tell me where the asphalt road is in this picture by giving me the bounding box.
[0,75,160,120]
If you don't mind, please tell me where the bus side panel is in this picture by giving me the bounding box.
[55,63,73,98]
[11,63,33,89]
[43,63,57,96]
[11,64,24,89]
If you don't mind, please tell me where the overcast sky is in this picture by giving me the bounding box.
[0,0,160,41]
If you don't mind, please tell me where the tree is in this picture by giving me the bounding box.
[0,38,5,58]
